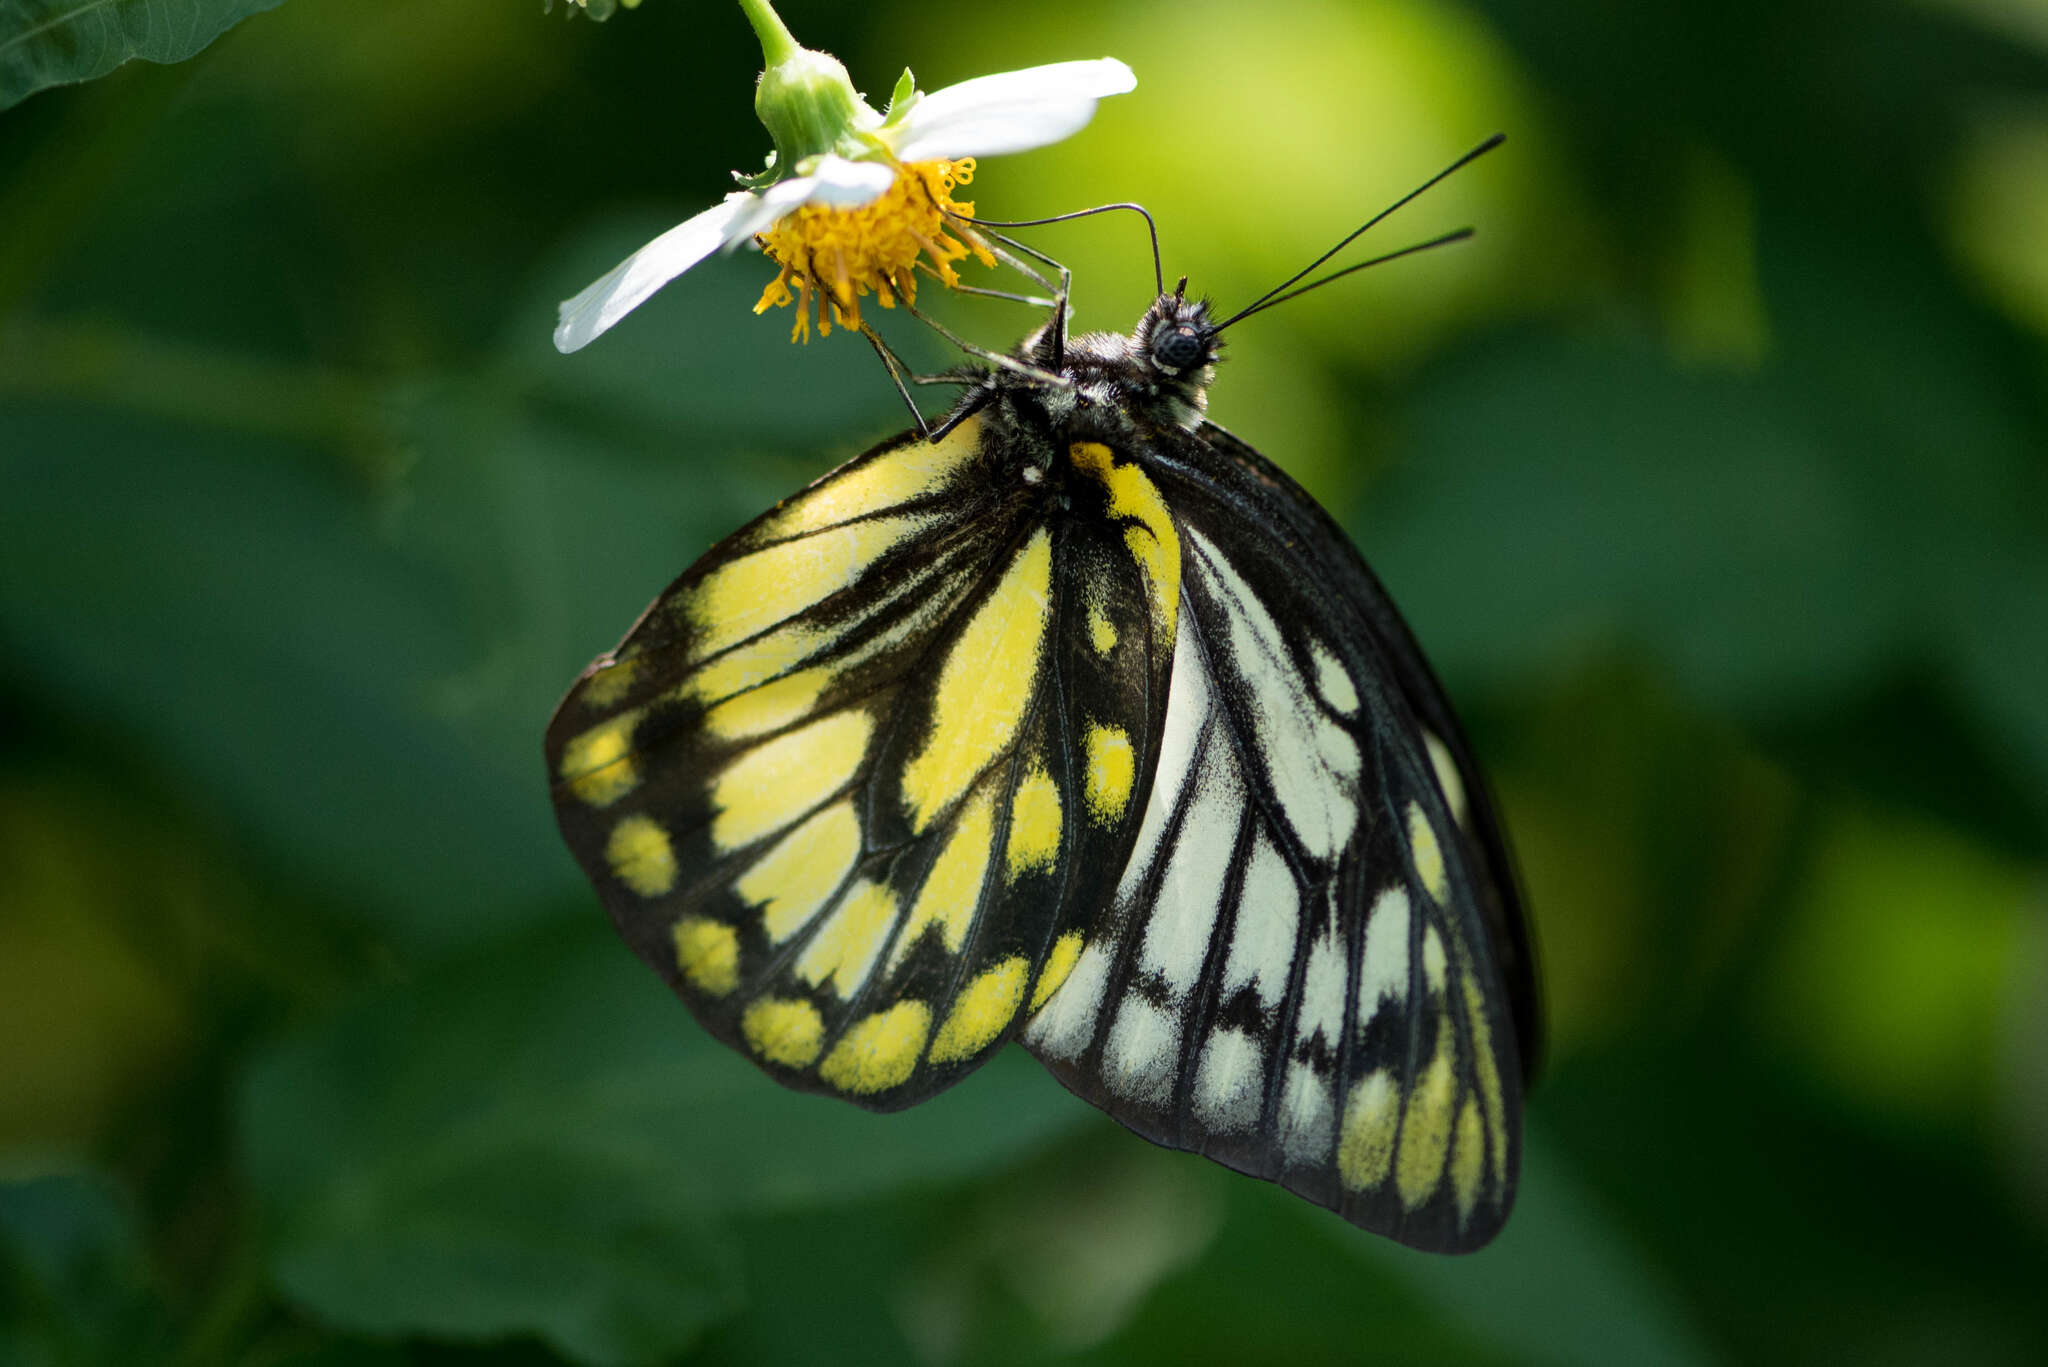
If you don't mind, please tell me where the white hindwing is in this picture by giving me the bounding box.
[1025,525,1522,1252]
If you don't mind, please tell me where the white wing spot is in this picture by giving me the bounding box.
[1357,885,1412,1024]
[1113,631,1210,904]
[1104,993,1179,1106]
[1024,937,1117,1060]
[1296,920,1346,1048]
[1189,531,1360,863]
[1277,1059,1335,1163]
[1311,641,1359,715]
[1219,832,1298,1011]
[1193,1026,1265,1133]
[1139,764,1241,1001]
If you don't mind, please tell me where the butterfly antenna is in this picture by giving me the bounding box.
[1217,227,1475,327]
[963,202,1164,299]
[1212,133,1504,332]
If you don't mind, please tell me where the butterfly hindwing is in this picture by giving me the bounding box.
[1196,421,1541,1065]
[1021,419,1529,1253]
[546,416,1174,1110]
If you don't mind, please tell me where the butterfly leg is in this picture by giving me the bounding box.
[979,230,1072,306]
[900,295,1068,388]
[976,231,1074,370]
[860,324,935,440]
[944,282,1060,309]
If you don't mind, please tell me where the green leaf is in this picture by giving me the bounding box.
[0,351,810,950]
[0,0,286,112]
[268,1147,741,1367]
[1361,334,1901,711]
[0,1173,168,1366]
[240,922,1093,1363]
[0,402,570,948]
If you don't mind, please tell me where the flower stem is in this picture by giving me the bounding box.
[737,0,799,65]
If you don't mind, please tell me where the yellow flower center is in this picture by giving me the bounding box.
[753,158,997,343]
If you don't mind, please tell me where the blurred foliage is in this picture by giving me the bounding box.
[2,0,2046,1362]
[0,0,287,113]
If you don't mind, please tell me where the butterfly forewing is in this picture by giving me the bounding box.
[1021,420,1528,1253]
[546,417,1174,1110]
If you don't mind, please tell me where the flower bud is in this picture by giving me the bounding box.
[743,0,878,173]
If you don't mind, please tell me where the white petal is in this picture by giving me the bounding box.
[554,195,755,353]
[887,58,1136,162]
[723,159,894,243]
[724,176,816,243]
[807,155,897,205]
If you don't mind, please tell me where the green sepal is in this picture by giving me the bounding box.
[883,68,921,123]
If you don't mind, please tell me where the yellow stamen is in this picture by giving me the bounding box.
[753,158,997,343]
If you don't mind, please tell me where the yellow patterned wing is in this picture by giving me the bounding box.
[545,419,1177,1109]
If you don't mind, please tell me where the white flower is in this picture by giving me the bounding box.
[554,57,1136,353]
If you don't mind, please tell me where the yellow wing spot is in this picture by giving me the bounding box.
[736,800,861,942]
[687,576,967,714]
[890,790,995,972]
[1087,605,1118,655]
[1408,801,1449,904]
[1337,1069,1401,1192]
[1422,925,1448,995]
[689,514,928,663]
[929,956,1029,1063]
[796,879,898,999]
[1029,931,1084,1012]
[685,623,825,707]
[819,1000,932,1093]
[559,710,643,808]
[1005,763,1063,879]
[1396,1032,1458,1209]
[1083,722,1135,824]
[709,710,871,852]
[672,916,740,996]
[1123,527,1176,635]
[704,666,831,741]
[762,419,981,539]
[741,997,825,1068]
[1424,731,1470,828]
[900,530,1053,832]
[1068,442,1180,640]
[578,654,641,709]
[1450,1096,1487,1224]
[1462,969,1509,1185]
[606,815,676,897]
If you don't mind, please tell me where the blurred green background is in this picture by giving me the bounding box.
[4,0,2047,1362]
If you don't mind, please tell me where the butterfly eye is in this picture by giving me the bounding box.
[1151,322,1207,372]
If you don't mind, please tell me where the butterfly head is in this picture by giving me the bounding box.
[1135,279,1221,382]
[1010,279,1222,438]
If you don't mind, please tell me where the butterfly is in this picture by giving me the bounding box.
[544,144,1537,1253]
